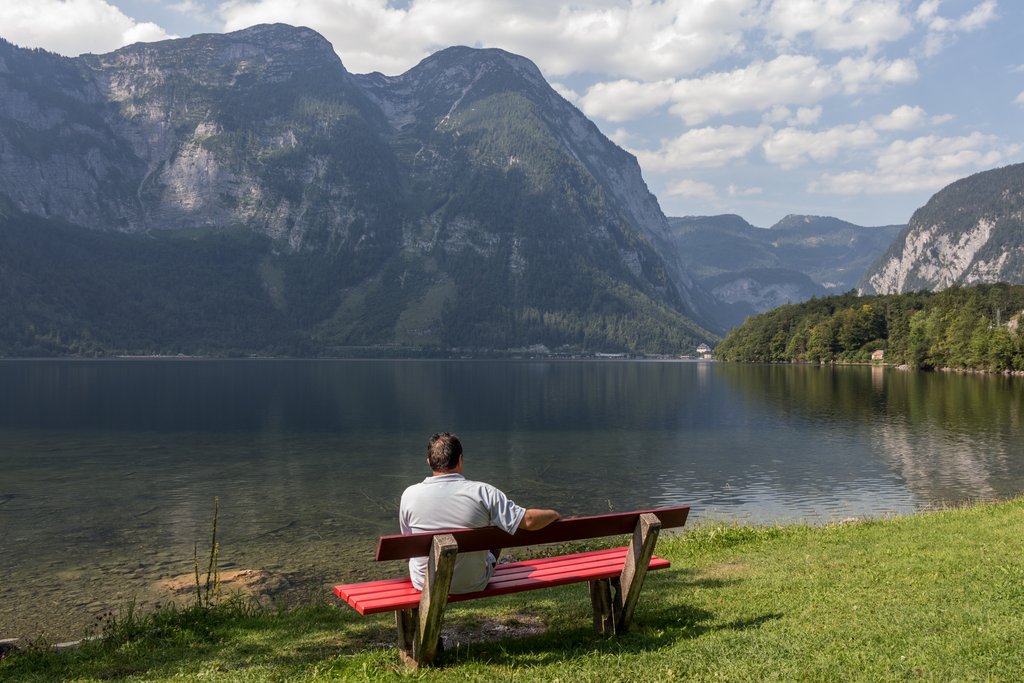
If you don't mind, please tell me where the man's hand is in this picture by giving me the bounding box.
[520,508,561,530]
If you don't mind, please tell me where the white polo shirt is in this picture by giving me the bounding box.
[399,474,526,593]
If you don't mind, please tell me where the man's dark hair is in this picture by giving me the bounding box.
[427,432,462,471]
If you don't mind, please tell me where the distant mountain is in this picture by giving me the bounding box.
[859,164,1024,295]
[665,214,903,325]
[0,26,716,356]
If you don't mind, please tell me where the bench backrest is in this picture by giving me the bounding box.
[375,505,689,561]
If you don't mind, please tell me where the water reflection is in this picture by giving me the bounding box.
[1,360,1023,640]
[1,360,722,432]
[716,364,1024,509]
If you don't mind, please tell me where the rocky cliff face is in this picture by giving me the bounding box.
[85,25,400,256]
[859,164,1024,294]
[1,26,399,254]
[703,268,825,317]
[0,26,715,354]
[0,40,145,228]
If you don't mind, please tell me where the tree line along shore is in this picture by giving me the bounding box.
[715,283,1024,372]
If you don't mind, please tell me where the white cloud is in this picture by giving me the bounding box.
[728,183,763,197]
[667,55,835,125]
[811,132,1019,194]
[581,56,842,126]
[872,104,927,131]
[836,55,918,94]
[665,179,719,202]
[877,133,1012,174]
[763,123,879,169]
[813,168,960,194]
[1015,92,1024,106]
[762,105,793,124]
[170,1,219,24]
[921,31,948,58]
[767,0,913,52]
[790,106,823,126]
[218,0,761,79]
[578,79,673,122]
[608,127,634,146]
[171,1,207,14]
[920,0,998,57]
[635,125,769,171]
[916,0,940,22]
[549,82,580,104]
[123,22,172,45]
[955,0,998,31]
[0,0,175,56]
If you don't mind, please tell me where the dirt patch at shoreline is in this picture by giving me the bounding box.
[157,568,292,601]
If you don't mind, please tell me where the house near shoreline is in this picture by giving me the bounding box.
[871,349,885,362]
[696,343,713,359]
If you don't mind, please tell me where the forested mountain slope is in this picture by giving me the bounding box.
[0,26,716,355]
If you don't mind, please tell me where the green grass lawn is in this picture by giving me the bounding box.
[4,499,1024,681]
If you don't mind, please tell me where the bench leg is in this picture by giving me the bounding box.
[409,533,458,668]
[615,512,662,633]
[589,578,619,636]
[396,609,418,667]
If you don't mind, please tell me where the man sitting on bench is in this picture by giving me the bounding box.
[400,432,561,593]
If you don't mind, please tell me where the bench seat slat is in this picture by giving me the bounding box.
[339,550,653,611]
[335,546,670,615]
[339,548,636,604]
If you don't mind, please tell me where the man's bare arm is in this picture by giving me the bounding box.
[519,508,560,531]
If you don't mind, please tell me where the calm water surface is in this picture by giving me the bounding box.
[1,359,1022,638]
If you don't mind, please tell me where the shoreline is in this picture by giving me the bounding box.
[4,496,1024,680]
[1,496,1011,645]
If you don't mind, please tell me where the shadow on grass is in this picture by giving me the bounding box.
[428,567,781,669]
[434,604,784,669]
[670,566,745,591]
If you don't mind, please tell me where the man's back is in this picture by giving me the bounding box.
[400,473,525,593]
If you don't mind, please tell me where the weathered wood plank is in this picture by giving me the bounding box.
[615,513,661,632]
[376,506,688,561]
[412,533,457,668]
[395,609,417,666]
[589,578,619,636]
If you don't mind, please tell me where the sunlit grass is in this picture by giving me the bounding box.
[4,498,1024,681]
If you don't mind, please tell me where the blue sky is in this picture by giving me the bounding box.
[3,0,1022,227]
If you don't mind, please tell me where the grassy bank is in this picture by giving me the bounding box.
[4,499,1024,681]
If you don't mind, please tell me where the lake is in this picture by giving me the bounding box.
[2,359,1023,640]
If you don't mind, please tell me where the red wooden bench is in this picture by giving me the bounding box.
[334,505,689,668]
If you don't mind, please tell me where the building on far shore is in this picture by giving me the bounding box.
[871,349,885,362]
[696,343,713,359]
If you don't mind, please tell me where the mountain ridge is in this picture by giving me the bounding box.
[0,25,716,356]
[859,163,1024,295]
[664,213,904,326]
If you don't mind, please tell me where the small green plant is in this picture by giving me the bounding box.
[193,496,221,609]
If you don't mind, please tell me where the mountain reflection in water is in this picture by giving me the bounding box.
[1,359,1022,640]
